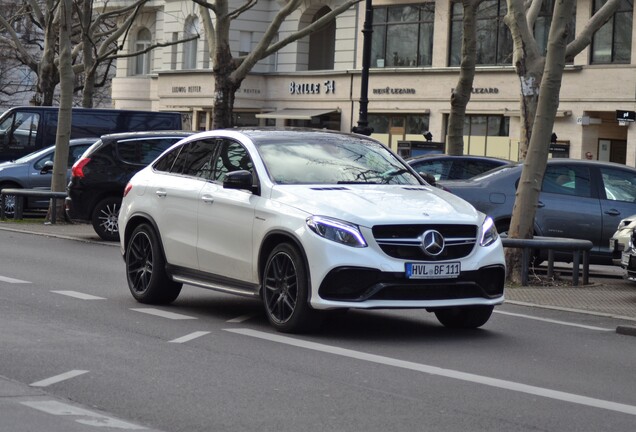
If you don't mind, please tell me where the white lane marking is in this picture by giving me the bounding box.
[51,290,106,300]
[30,370,89,387]
[20,400,146,430]
[494,310,613,331]
[227,313,257,323]
[169,331,210,343]
[0,275,31,283]
[226,328,636,416]
[130,308,197,320]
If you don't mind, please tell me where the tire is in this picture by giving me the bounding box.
[125,223,182,304]
[0,183,20,217]
[92,197,121,241]
[262,243,321,333]
[434,305,494,329]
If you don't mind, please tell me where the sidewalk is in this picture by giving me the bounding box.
[2,219,636,323]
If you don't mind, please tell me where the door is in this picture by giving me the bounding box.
[597,165,636,257]
[537,164,603,251]
[196,139,258,282]
[150,139,213,269]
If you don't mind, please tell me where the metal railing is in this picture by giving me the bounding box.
[0,188,67,224]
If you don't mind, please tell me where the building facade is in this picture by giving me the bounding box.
[110,0,636,165]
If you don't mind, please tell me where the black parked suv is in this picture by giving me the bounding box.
[66,131,193,241]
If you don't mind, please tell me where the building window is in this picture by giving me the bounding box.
[309,7,335,70]
[134,28,152,75]
[239,31,252,57]
[170,32,178,70]
[591,0,632,64]
[449,0,512,66]
[371,3,435,68]
[534,0,576,57]
[183,16,199,70]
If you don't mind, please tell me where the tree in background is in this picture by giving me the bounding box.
[504,0,622,282]
[0,0,195,108]
[193,0,361,128]
[446,0,484,156]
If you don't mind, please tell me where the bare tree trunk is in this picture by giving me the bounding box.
[48,0,74,223]
[38,1,59,106]
[81,0,96,108]
[211,44,240,129]
[447,0,481,155]
[505,0,575,283]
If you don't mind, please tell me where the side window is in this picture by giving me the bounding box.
[117,138,183,165]
[154,145,183,173]
[414,160,449,181]
[600,167,636,202]
[33,151,55,170]
[211,140,252,182]
[0,111,40,150]
[542,165,591,197]
[182,139,216,179]
[68,145,90,167]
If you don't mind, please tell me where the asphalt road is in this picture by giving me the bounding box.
[1,230,636,431]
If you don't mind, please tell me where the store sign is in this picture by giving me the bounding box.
[171,85,202,94]
[289,80,335,95]
[372,87,416,95]
[450,87,500,94]
[616,110,636,122]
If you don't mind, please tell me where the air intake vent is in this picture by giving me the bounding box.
[310,186,350,191]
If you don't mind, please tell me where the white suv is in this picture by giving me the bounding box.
[119,128,505,333]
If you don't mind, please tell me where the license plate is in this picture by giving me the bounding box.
[406,262,461,279]
[622,252,630,266]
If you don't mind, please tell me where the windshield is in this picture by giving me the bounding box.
[256,134,422,185]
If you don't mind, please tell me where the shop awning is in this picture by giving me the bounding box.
[255,108,339,120]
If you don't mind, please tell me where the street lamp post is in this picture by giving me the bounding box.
[352,0,373,136]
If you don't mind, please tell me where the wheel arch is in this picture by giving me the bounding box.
[122,212,165,257]
[258,230,312,299]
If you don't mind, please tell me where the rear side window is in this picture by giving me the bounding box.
[117,137,182,165]
[542,165,591,197]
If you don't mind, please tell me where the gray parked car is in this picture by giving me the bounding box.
[0,138,97,214]
[439,159,636,265]
[406,154,512,182]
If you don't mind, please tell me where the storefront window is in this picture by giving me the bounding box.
[459,115,512,159]
[592,0,632,64]
[449,0,512,66]
[371,3,435,68]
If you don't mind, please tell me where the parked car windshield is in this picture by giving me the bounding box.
[256,135,422,185]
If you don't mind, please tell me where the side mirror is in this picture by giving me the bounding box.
[40,160,54,174]
[419,171,437,187]
[223,170,258,193]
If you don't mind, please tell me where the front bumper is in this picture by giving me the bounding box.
[315,264,505,308]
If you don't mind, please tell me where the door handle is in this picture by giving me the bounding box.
[201,194,214,204]
[155,190,167,198]
[537,201,545,208]
[604,209,621,216]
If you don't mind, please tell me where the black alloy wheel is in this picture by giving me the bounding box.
[125,224,182,304]
[262,243,320,333]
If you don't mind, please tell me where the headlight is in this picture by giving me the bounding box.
[480,217,498,247]
[306,216,367,248]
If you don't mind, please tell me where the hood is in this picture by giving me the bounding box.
[270,184,481,227]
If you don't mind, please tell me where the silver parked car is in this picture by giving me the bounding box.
[0,138,97,214]
[439,159,636,265]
